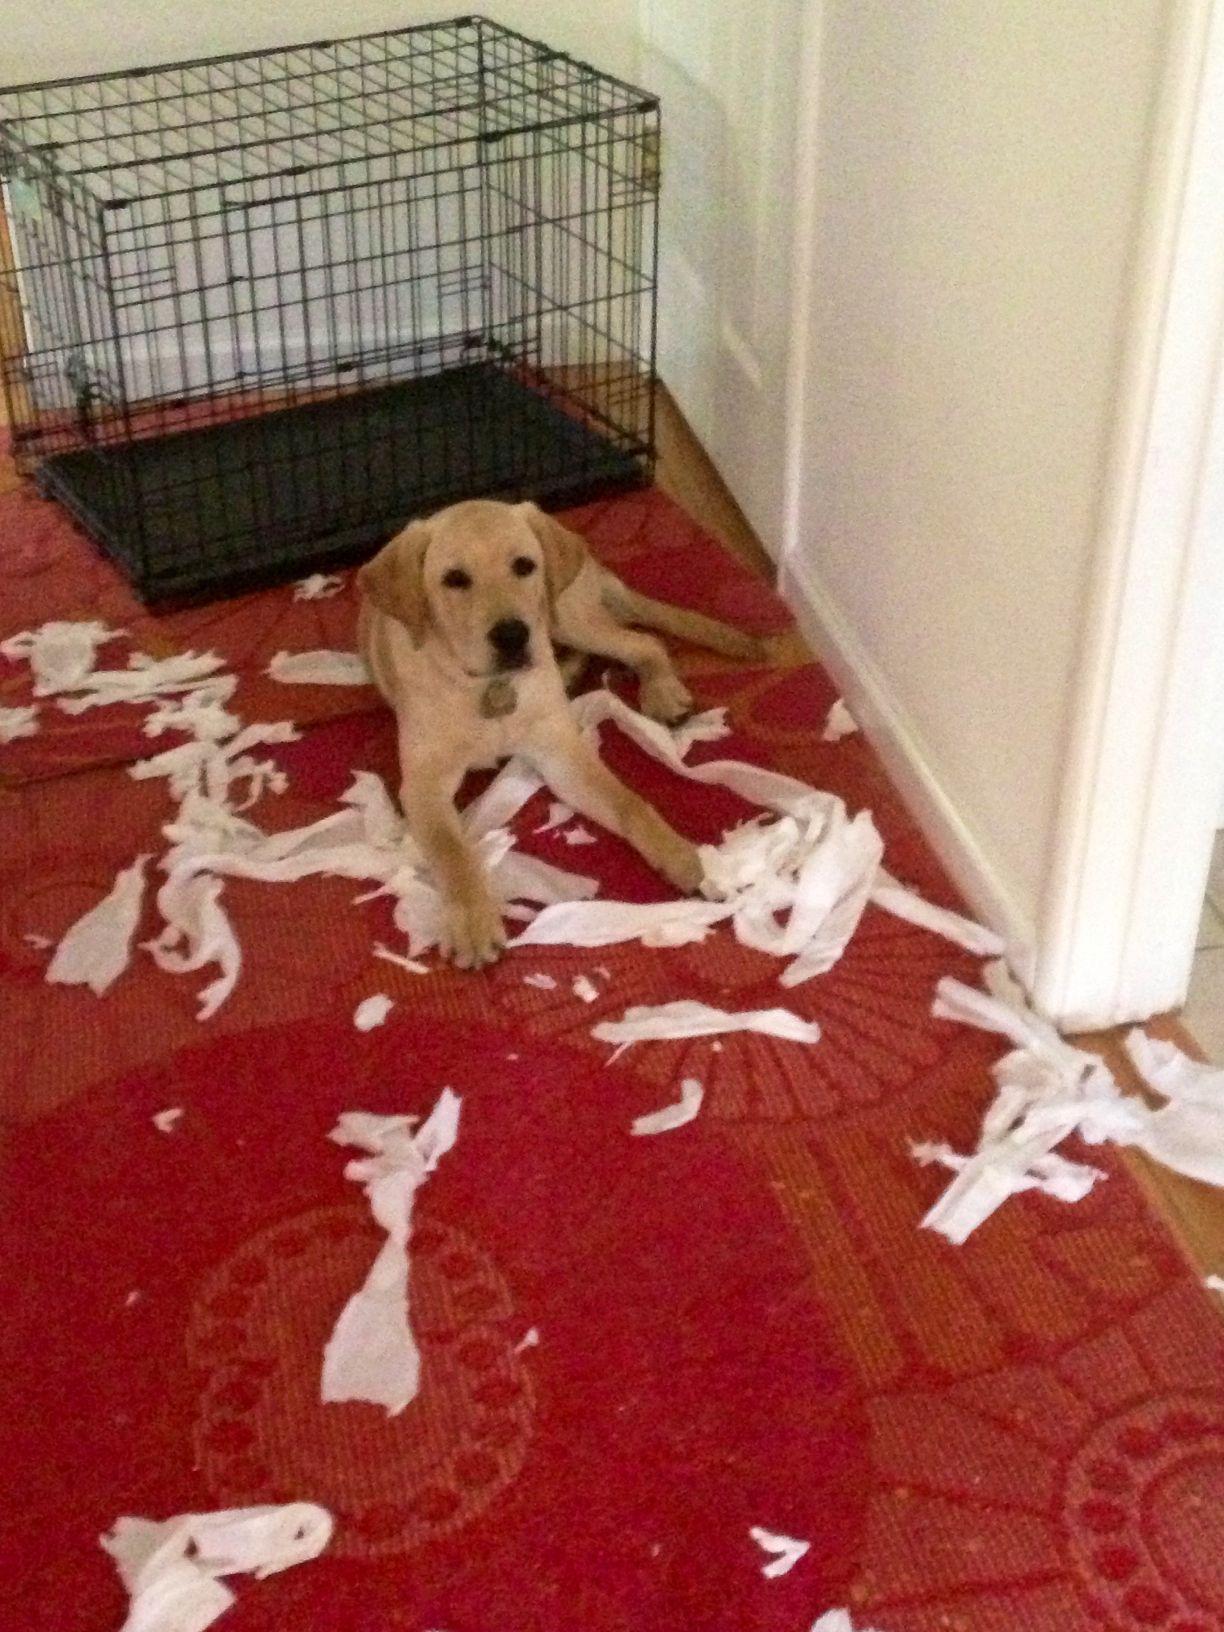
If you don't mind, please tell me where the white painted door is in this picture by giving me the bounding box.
[637,0,806,558]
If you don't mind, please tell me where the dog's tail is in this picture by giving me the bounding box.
[602,580,768,662]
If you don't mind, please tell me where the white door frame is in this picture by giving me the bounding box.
[780,0,1224,1030]
[1030,0,1224,1029]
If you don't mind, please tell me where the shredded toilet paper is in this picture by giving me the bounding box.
[0,703,39,742]
[594,1000,821,1050]
[322,1088,461,1415]
[749,1525,810,1578]
[267,649,370,685]
[47,856,150,997]
[821,698,859,742]
[632,1077,704,1135]
[293,573,344,600]
[354,994,394,1031]
[101,1502,332,1632]
[1,618,124,694]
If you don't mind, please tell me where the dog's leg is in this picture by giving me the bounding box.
[401,771,506,969]
[554,606,694,725]
[530,731,703,893]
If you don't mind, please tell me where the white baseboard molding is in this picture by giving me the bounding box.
[779,548,1037,985]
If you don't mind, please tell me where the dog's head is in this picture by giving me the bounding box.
[357,500,586,676]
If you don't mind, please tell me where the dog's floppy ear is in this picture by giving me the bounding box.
[519,502,587,605]
[358,521,431,643]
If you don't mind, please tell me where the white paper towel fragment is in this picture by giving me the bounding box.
[749,1525,810,1578]
[535,800,573,833]
[47,855,149,997]
[594,1000,820,1049]
[322,1088,461,1415]
[100,1502,332,1632]
[1207,1275,1224,1297]
[354,994,394,1031]
[563,824,597,846]
[632,1077,704,1136]
[152,1108,184,1133]
[293,573,344,600]
[1,618,123,694]
[671,706,730,755]
[821,698,859,742]
[267,649,370,685]
[571,974,600,1003]
[0,703,38,742]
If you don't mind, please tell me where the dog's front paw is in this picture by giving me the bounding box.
[641,673,693,726]
[657,834,704,896]
[439,891,507,971]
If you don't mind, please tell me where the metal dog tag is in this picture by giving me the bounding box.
[479,677,518,719]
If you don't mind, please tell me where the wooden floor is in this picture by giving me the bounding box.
[654,385,1224,1290]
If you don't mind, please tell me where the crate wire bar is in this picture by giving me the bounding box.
[0,17,660,600]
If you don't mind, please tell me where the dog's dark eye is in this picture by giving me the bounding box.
[441,567,471,590]
[511,556,537,578]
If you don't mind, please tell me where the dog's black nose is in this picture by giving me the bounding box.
[489,617,530,661]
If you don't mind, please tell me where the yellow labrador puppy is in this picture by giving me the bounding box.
[358,498,763,969]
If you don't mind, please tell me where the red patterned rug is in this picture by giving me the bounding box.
[2,465,1223,1632]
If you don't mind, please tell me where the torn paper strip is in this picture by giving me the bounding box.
[354,994,394,1031]
[146,872,243,1021]
[57,651,229,714]
[563,824,597,846]
[632,1077,704,1136]
[0,703,38,742]
[1,618,123,694]
[594,1000,821,1049]
[1123,1029,1224,1189]
[749,1525,810,1579]
[47,855,149,997]
[152,1108,184,1133]
[671,706,730,756]
[101,1502,332,1632]
[572,974,600,1003]
[293,573,344,600]
[513,897,731,950]
[821,698,859,742]
[535,800,574,834]
[524,972,557,990]
[267,649,370,686]
[916,962,1149,1242]
[871,869,1004,957]
[373,943,429,975]
[322,1088,461,1415]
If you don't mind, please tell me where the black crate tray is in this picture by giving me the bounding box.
[38,363,648,605]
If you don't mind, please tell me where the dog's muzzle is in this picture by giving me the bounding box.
[489,617,531,671]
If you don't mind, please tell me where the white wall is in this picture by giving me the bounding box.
[0,3,638,86]
[782,0,1173,976]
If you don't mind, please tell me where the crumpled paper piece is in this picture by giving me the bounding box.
[593,1000,821,1050]
[821,698,858,741]
[1122,1029,1224,1189]
[322,1089,461,1415]
[749,1524,810,1578]
[101,1502,333,1632]
[354,994,394,1030]
[632,1077,704,1135]
[1,618,124,694]
[152,1108,184,1133]
[267,649,370,685]
[47,855,149,997]
[0,703,39,742]
[293,573,344,600]
[913,962,1214,1243]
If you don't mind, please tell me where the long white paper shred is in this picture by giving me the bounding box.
[101,1502,333,1632]
[871,868,1004,956]
[267,649,370,685]
[322,1089,461,1415]
[632,1078,704,1136]
[749,1524,810,1578]
[57,651,230,714]
[594,1000,821,1049]
[0,703,39,742]
[46,855,150,997]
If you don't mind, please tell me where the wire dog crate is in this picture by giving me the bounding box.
[0,17,660,601]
